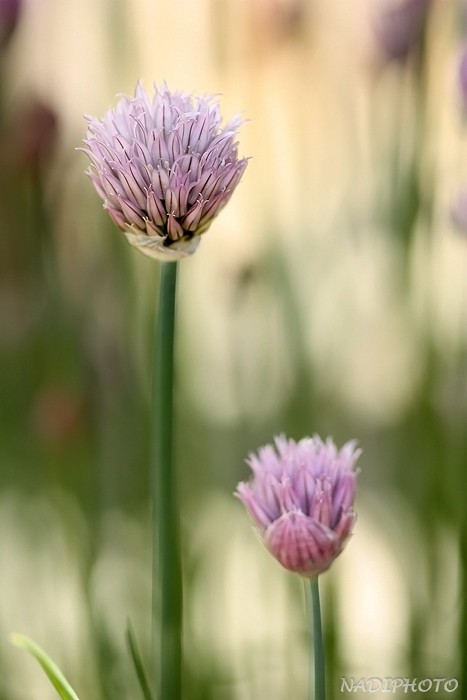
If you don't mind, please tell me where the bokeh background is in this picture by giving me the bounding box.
[0,0,466,698]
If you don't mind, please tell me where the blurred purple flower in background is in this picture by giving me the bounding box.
[458,45,467,113]
[461,0,467,33]
[82,83,248,261]
[236,435,360,578]
[450,189,467,234]
[373,0,431,62]
[12,99,58,178]
[0,0,21,47]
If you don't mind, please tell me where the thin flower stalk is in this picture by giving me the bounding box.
[152,261,182,699]
[310,578,325,700]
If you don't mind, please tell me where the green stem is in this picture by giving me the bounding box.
[151,261,182,700]
[310,578,325,700]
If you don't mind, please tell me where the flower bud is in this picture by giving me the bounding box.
[236,435,360,578]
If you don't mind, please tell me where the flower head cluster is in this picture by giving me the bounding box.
[82,83,248,261]
[236,435,360,578]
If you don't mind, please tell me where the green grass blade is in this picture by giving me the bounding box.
[126,622,154,700]
[11,634,81,700]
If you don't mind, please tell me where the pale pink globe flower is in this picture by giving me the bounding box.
[81,83,248,261]
[236,435,360,578]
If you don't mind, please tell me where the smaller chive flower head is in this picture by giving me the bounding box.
[235,435,360,579]
[81,83,248,261]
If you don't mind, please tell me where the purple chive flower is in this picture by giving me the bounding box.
[235,435,360,578]
[81,83,248,261]
[373,0,430,62]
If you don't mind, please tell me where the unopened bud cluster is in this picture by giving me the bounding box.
[236,435,360,578]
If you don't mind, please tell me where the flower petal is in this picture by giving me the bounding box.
[265,513,339,577]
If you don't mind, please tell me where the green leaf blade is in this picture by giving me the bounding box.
[126,622,154,700]
[11,633,81,700]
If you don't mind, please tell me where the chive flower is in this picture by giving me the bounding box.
[235,435,360,578]
[82,83,248,261]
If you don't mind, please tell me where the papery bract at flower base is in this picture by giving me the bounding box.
[235,435,360,578]
[81,83,248,261]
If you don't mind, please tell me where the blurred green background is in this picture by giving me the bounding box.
[0,0,465,698]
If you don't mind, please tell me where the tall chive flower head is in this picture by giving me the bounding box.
[236,435,360,578]
[82,83,248,261]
